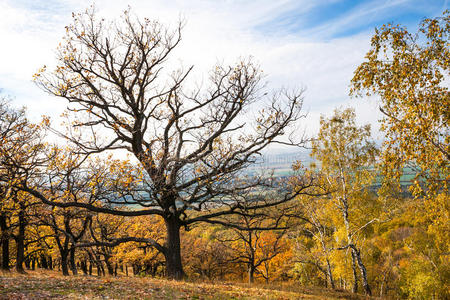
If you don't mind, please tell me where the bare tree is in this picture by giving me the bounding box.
[31,7,311,279]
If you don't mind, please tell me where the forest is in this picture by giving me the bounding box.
[0,7,448,300]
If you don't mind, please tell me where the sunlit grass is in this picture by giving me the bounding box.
[0,269,366,299]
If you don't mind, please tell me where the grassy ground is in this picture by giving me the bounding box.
[0,270,367,299]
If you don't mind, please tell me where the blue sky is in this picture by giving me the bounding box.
[0,0,447,144]
[255,0,447,38]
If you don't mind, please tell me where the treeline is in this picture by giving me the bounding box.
[0,7,448,300]
[0,163,447,299]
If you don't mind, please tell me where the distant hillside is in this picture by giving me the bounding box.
[245,150,312,177]
[245,150,417,192]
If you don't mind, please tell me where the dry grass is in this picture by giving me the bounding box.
[0,270,368,299]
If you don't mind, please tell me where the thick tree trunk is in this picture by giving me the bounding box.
[70,247,77,275]
[61,251,70,276]
[0,214,9,270]
[15,211,26,273]
[49,256,53,270]
[164,218,184,280]
[248,266,255,284]
[81,260,88,275]
[104,255,114,275]
[40,254,48,269]
[1,236,9,270]
[106,262,114,276]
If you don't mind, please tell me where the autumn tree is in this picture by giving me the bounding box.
[32,7,310,279]
[351,11,449,198]
[24,212,55,271]
[182,224,231,280]
[311,108,378,295]
[288,165,338,289]
[114,215,166,277]
[0,98,26,271]
[42,206,91,276]
[292,193,337,289]
[85,213,130,276]
[351,12,449,298]
[214,195,291,284]
[0,98,48,273]
[256,231,291,283]
[25,148,152,276]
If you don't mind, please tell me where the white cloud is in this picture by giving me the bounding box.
[1,0,430,141]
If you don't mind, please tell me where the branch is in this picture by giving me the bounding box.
[20,185,164,217]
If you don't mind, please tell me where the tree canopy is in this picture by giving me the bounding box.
[351,10,449,198]
[31,7,310,279]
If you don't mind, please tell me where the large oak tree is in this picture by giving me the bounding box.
[32,7,312,279]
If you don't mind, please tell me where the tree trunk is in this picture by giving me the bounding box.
[341,201,359,294]
[326,258,335,290]
[104,256,114,275]
[15,210,26,273]
[97,260,105,276]
[40,254,48,269]
[1,236,9,270]
[0,214,9,270]
[248,265,255,284]
[106,262,114,276]
[49,256,53,270]
[164,218,184,280]
[70,247,77,275]
[81,260,88,275]
[61,251,70,276]
[353,247,372,296]
[24,257,31,269]
[350,250,358,293]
